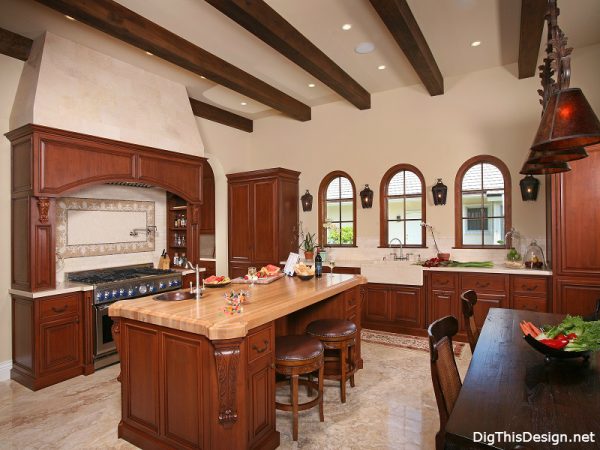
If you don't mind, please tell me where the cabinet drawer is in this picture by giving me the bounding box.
[39,293,81,321]
[461,274,507,293]
[511,276,548,295]
[513,295,547,312]
[430,272,456,290]
[247,325,273,364]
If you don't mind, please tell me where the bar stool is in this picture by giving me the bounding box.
[306,319,357,403]
[275,335,325,441]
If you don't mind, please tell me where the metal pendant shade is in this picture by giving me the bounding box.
[526,147,588,164]
[520,160,571,175]
[531,88,600,153]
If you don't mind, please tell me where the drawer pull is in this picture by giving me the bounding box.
[251,340,269,354]
[74,317,79,324]
[522,284,538,291]
[438,280,449,285]
[51,305,68,313]
[476,282,490,288]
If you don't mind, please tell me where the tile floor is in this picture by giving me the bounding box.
[0,340,471,449]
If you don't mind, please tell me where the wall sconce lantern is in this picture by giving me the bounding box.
[360,184,374,208]
[432,179,447,206]
[519,175,540,201]
[301,190,313,212]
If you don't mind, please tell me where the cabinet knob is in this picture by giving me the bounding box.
[74,317,80,324]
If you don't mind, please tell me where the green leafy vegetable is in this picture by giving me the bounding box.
[542,315,600,352]
[439,260,494,268]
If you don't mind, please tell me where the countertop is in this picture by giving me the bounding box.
[9,268,204,299]
[109,274,367,340]
[282,259,552,277]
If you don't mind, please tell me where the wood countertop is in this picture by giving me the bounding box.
[109,274,366,340]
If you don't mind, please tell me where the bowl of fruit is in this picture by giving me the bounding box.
[520,315,600,361]
[294,263,315,281]
[204,275,231,288]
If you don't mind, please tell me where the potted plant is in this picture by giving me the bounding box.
[300,231,318,260]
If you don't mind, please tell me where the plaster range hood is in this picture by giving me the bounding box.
[10,32,205,158]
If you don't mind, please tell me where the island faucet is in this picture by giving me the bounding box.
[388,238,408,261]
[186,261,202,298]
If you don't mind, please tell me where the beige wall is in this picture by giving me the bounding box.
[203,43,600,266]
[1,55,24,364]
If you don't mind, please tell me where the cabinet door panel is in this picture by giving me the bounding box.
[391,287,423,328]
[363,287,390,323]
[253,180,278,263]
[248,364,275,446]
[229,183,252,262]
[39,316,81,373]
[471,294,507,330]
[513,295,547,312]
[556,277,600,315]
[429,290,455,325]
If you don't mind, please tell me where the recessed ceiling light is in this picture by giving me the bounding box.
[65,15,76,21]
[240,102,247,106]
[471,41,482,47]
[378,65,386,70]
[308,83,316,88]
[342,24,352,31]
[355,42,375,54]
[145,51,153,56]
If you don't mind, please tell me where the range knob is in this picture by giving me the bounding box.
[138,284,148,295]
[168,279,174,287]
[103,290,111,300]
[159,282,166,289]
[127,288,134,296]
[96,292,102,301]
[112,289,118,298]
[148,284,155,293]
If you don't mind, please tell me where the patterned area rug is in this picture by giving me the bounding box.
[362,328,465,357]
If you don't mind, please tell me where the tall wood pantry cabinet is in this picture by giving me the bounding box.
[550,144,600,315]
[227,168,299,278]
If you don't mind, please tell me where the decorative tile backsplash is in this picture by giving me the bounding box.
[56,197,155,258]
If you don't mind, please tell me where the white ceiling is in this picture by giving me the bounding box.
[1,0,600,121]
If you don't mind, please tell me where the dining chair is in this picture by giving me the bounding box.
[428,316,462,450]
[584,299,600,321]
[460,290,479,353]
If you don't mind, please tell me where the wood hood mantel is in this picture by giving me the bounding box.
[6,124,207,292]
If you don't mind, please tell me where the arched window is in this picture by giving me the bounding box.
[455,155,512,248]
[380,164,426,247]
[318,171,356,247]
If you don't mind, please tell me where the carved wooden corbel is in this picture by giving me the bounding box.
[37,197,50,224]
[213,339,242,427]
[111,318,121,382]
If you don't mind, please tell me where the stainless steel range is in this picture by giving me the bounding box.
[68,264,182,369]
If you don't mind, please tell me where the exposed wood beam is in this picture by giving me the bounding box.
[205,0,370,110]
[34,0,311,121]
[189,97,253,133]
[518,0,547,79]
[0,27,33,61]
[368,0,444,96]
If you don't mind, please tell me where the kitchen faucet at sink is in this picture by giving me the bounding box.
[186,261,202,298]
[388,238,409,261]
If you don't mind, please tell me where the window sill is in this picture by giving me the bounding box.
[378,245,428,249]
[453,246,508,250]
[322,245,358,248]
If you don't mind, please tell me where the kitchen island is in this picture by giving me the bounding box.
[109,274,366,450]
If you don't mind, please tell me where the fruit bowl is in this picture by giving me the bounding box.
[297,274,314,281]
[523,334,590,361]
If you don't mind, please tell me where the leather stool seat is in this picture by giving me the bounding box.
[275,335,325,441]
[306,319,358,403]
[276,335,324,362]
[306,319,357,338]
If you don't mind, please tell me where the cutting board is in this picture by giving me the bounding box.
[231,273,285,284]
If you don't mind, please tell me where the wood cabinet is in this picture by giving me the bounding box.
[551,144,600,314]
[511,275,549,313]
[428,272,459,327]
[6,124,207,292]
[459,273,509,331]
[227,168,299,277]
[11,292,86,390]
[362,283,425,335]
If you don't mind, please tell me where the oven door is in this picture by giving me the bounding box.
[94,303,116,358]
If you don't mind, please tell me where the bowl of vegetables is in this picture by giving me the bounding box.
[520,316,600,361]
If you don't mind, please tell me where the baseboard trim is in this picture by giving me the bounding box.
[0,360,13,382]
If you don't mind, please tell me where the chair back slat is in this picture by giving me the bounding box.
[461,290,479,353]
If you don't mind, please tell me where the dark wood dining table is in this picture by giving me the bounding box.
[445,308,600,450]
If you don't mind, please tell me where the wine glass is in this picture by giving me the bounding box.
[248,267,257,285]
[328,257,336,276]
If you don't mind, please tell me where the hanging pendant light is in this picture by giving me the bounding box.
[531,88,600,152]
[527,147,588,164]
[300,190,313,212]
[525,0,600,172]
[360,184,374,208]
[519,175,540,201]
[431,179,447,206]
